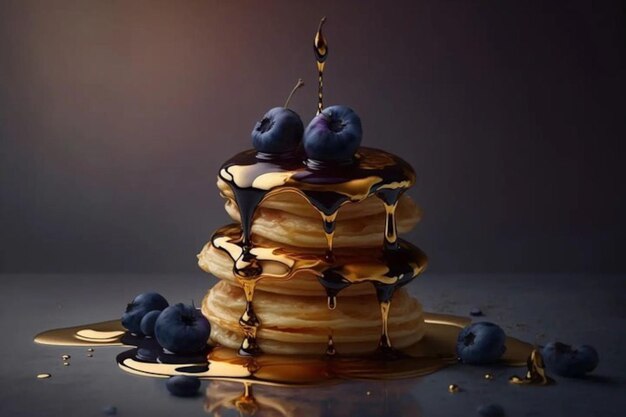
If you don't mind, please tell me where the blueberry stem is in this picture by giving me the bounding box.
[284,78,304,108]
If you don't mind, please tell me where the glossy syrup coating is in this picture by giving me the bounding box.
[211,146,426,355]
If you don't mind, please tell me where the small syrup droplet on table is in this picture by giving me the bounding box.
[61,354,70,361]
[37,373,51,379]
[448,384,460,393]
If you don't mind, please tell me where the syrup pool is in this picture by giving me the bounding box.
[34,312,532,386]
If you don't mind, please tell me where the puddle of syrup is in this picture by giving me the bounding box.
[34,312,533,386]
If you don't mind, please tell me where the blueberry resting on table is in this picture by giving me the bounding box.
[121,292,169,335]
[154,303,211,354]
[139,310,161,337]
[303,105,362,163]
[541,342,599,377]
[456,322,506,364]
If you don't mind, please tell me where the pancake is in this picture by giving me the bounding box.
[218,177,416,220]
[219,178,422,249]
[202,280,425,355]
[198,241,376,296]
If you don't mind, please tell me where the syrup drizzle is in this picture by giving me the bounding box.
[314,17,328,114]
[378,300,392,352]
[238,279,261,356]
[215,147,422,355]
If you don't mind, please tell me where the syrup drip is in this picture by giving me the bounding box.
[238,279,261,356]
[326,334,336,356]
[217,147,420,355]
[509,349,553,385]
[321,211,338,256]
[314,17,328,114]
[378,300,392,352]
[376,188,404,250]
[232,187,267,250]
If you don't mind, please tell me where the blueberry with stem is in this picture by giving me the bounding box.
[252,79,305,154]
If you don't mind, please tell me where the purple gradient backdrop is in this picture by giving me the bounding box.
[1,0,625,274]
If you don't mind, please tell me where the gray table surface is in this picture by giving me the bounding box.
[1,273,624,417]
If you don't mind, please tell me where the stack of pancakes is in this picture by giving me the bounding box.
[199,178,426,355]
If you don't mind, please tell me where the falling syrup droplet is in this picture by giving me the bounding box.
[37,373,51,379]
[61,354,70,361]
[87,348,94,352]
[327,295,337,310]
[63,362,70,366]
[313,16,328,114]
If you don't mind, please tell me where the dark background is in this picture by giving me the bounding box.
[1,0,624,274]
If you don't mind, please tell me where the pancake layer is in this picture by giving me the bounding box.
[202,280,425,355]
[218,177,422,248]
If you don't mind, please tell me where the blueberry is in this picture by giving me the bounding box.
[477,403,505,417]
[252,107,303,154]
[303,105,363,163]
[154,303,211,354]
[166,375,201,397]
[139,310,161,337]
[456,322,506,364]
[541,342,599,377]
[121,292,169,335]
